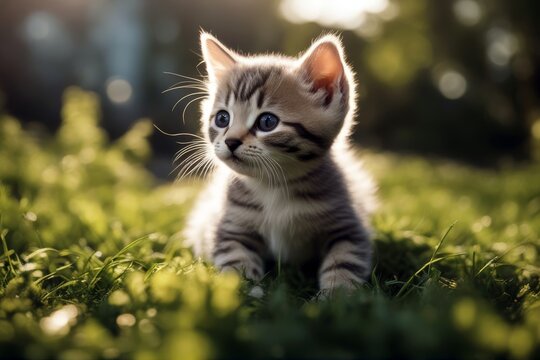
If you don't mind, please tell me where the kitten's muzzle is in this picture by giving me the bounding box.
[225,138,242,152]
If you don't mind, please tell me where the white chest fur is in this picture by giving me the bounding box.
[249,184,323,264]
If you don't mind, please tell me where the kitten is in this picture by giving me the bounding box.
[183,32,376,292]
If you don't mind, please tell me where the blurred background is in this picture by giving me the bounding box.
[1,0,539,178]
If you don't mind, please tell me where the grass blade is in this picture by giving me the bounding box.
[396,252,466,298]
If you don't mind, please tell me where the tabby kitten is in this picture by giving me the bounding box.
[183,32,376,292]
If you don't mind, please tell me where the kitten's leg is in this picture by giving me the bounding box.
[319,222,371,292]
[213,223,266,281]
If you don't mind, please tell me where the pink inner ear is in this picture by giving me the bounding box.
[201,33,237,82]
[307,43,343,91]
[304,43,345,105]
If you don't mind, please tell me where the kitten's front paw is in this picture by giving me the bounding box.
[318,276,365,299]
[312,282,364,302]
[247,285,265,299]
[219,262,262,282]
[319,257,368,295]
[311,288,332,302]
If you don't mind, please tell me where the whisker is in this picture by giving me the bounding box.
[176,139,207,146]
[173,138,207,150]
[175,137,207,146]
[272,157,290,199]
[172,92,207,112]
[162,72,216,181]
[174,151,208,181]
[164,78,206,87]
[182,156,213,180]
[266,155,290,200]
[173,144,208,163]
[170,155,194,177]
[259,157,272,190]
[154,124,206,139]
[164,72,206,84]
[172,140,206,155]
[173,142,207,160]
[182,95,208,124]
[196,59,206,70]
[162,84,208,94]
[253,156,264,182]
[260,156,276,190]
[170,147,206,174]
[177,153,212,182]
[199,156,216,180]
[167,79,203,86]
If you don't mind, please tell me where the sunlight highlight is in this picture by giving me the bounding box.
[116,313,136,327]
[486,27,519,67]
[436,70,467,100]
[280,0,389,30]
[40,305,78,336]
[453,0,482,26]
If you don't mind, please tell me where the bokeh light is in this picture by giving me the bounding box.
[39,305,79,336]
[279,0,389,30]
[453,0,483,26]
[106,78,133,104]
[437,70,468,100]
[1,0,537,166]
[486,27,519,67]
[24,11,53,41]
[116,313,137,327]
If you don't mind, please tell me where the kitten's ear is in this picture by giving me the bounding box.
[200,32,237,82]
[299,36,347,103]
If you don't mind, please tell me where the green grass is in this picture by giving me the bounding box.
[0,87,539,359]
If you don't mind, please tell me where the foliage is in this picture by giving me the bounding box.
[4,0,540,164]
[0,88,539,359]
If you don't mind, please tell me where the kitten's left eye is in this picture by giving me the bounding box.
[257,113,279,132]
[215,110,230,128]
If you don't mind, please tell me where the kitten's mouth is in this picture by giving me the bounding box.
[229,154,243,164]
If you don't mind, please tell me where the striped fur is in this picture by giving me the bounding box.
[182,33,377,292]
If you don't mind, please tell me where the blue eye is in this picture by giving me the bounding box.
[215,110,230,128]
[257,113,279,132]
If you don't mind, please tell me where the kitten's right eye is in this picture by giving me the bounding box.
[256,112,279,132]
[215,110,230,128]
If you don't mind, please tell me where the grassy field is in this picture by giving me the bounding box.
[1,88,539,359]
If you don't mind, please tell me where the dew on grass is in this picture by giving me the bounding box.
[116,313,136,327]
[40,305,78,336]
[109,290,130,306]
[24,212,37,222]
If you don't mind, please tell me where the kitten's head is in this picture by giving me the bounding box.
[200,32,355,181]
